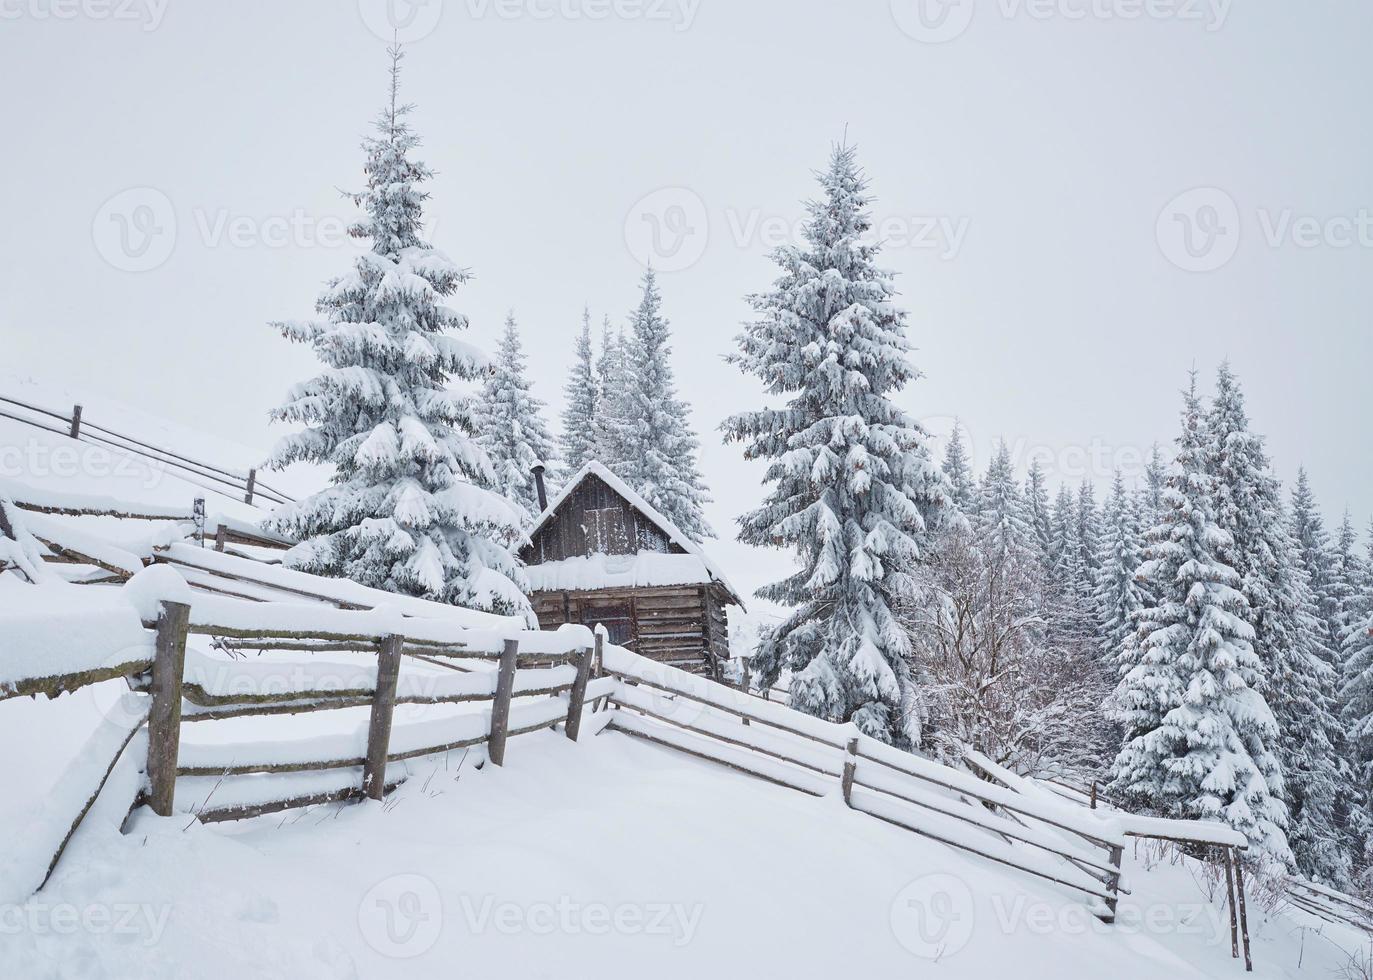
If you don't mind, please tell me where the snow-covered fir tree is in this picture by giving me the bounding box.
[1141,443,1167,524]
[1291,470,1347,670]
[616,267,714,542]
[1110,376,1290,864]
[558,306,599,479]
[1342,525,1373,881]
[1094,471,1144,663]
[1206,363,1346,882]
[941,420,975,514]
[1024,459,1056,577]
[1076,480,1103,580]
[1046,483,1097,652]
[477,312,558,521]
[724,144,950,745]
[1329,512,1366,650]
[593,317,630,469]
[975,440,1034,561]
[264,48,529,617]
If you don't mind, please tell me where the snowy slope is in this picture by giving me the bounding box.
[0,373,324,519]
[2,727,1364,980]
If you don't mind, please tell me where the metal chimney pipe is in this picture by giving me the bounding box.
[531,462,548,512]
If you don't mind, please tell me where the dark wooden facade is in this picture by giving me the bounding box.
[521,469,738,675]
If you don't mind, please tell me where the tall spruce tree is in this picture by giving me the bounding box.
[1024,459,1056,577]
[477,312,558,521]
[1141,443,1167,524]
[1342,524,1373,879]
[941,420,975,514]
[1076,480,1103,579]
[559,306,599,479]
[1110,376,1289,863]
[1291,470,1344,667]
[1095,471,1145,662]
[724,144,950,744]
[594,317,630,469]
[617,268,713,542]
[1206,363,1345,881]
[975,440,1034,561]
[1046,484,1096,653]
[264,48,528,617]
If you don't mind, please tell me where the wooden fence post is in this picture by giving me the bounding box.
[363,634,404,800]
[1223,846,1240,960]
[214,525,226,553]
[1102,843,1124,923]
[592,631,609,713]
[487,639,519,766]
[1090,780,1098,810]
[739,659,751,727]
[841,738,859,806]
[69,404,82,439]
[564,646,594,742]
[1233,849,1253,972]
[243,468,257,506]
[147,600,190,817]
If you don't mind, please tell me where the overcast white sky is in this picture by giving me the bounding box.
[2,0,1370,600]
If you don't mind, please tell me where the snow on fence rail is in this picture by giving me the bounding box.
[2,590,607,898]
[0,393,294,508]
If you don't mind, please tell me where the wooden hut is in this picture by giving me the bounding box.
[520,461,743,676]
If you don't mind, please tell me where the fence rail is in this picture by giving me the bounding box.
[6,591,1266,971]
[7,602,603,896]
[0,393,294,508]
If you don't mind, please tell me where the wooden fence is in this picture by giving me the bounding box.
[0,393,294,508]
[598,648,1132,922]
[5,594,1270,971]
[7,602,609,892]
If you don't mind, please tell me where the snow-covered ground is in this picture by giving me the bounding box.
[3,725,1364,980]
[0,373,324,517]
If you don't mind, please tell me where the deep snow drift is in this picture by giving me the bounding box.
[3,726,1363,979]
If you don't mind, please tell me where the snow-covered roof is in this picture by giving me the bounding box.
[529,461,743,606]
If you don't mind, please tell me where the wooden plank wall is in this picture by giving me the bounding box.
[524,474,677,563]
[531,584,731,675]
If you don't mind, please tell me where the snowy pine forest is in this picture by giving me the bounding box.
[247,48,1373,901]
